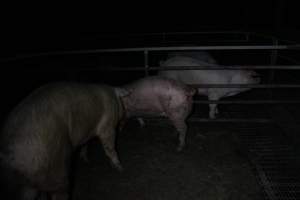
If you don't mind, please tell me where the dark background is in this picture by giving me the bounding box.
[1,1,300,56]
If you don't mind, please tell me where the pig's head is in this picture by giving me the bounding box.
[227,70,261,96]
[230,70,260,84]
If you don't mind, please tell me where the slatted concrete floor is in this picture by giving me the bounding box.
[222,105,300,200]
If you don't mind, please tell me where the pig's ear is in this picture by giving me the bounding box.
[114,87,131,97]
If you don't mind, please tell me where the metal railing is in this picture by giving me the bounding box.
[3,31,300,122]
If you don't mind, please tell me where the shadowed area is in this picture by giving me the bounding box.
[73,121,261,200]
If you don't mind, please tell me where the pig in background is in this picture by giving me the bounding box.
[159,51,261,119]
[121,76,196,152]
[0,82,127,200]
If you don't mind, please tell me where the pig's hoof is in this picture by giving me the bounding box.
[79,150,89,163]
[113,164,124,172]
[137,118,146,127]
[81,155,90,163]
[209,114,216,119]
[176,146,184,152]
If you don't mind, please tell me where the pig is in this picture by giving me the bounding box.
[0,82,127,200]
[159,52,261,119]
[121,76,196,152]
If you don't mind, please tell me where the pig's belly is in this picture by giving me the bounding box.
[128,107,166,118]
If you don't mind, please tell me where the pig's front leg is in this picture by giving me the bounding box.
[79,145,89,162]
[137,118,146,127]
[97,129,123,172]
[169,114,187,152]
[209,104,219,119]
[174,119,187,152]
[208,92,220,119]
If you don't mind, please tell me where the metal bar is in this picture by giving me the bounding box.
[152,65,300,70]
[68,65,300,71]
[245,32,250,42]
[145,117,272,123]
[268,38,279,100]
[189,84,300,88]
[81,45,300,52]
[3,45,300,62]
[193,100,300,104]
[270,38,279,65]
[144,50,149,76]
[187,118,272,123]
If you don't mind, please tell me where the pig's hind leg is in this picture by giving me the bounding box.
[167,109,188,152]
[97,129,123,172]
[170,116,187,152]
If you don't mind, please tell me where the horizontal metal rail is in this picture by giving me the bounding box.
[156,65,300,70]
[74,45,300,52]
[188,118,271,123]
[190,84,300,88]
[144,117,272,123]
[57,65,300,71]
[3,45,300,62]
[193,100,300,104]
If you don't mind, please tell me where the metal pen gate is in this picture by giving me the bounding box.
[3,31,300,199]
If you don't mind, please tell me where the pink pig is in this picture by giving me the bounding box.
[121,76,196,151]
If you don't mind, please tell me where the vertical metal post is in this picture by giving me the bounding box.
[270,38,279,65]
[269,37,279,99]
[163,32,166,44]
[144,50,149,76]
[245,32,250,43]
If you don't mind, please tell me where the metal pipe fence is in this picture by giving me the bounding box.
[91,65,300,71]
[3,31,300,122]
[2,44,300,62]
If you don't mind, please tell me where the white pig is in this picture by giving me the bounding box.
[121,76,196,151]
[159,52,260,119]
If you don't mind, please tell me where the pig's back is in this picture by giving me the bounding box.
[1,83,108,140]
[160,56,234,84]
[124,76,190,116]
